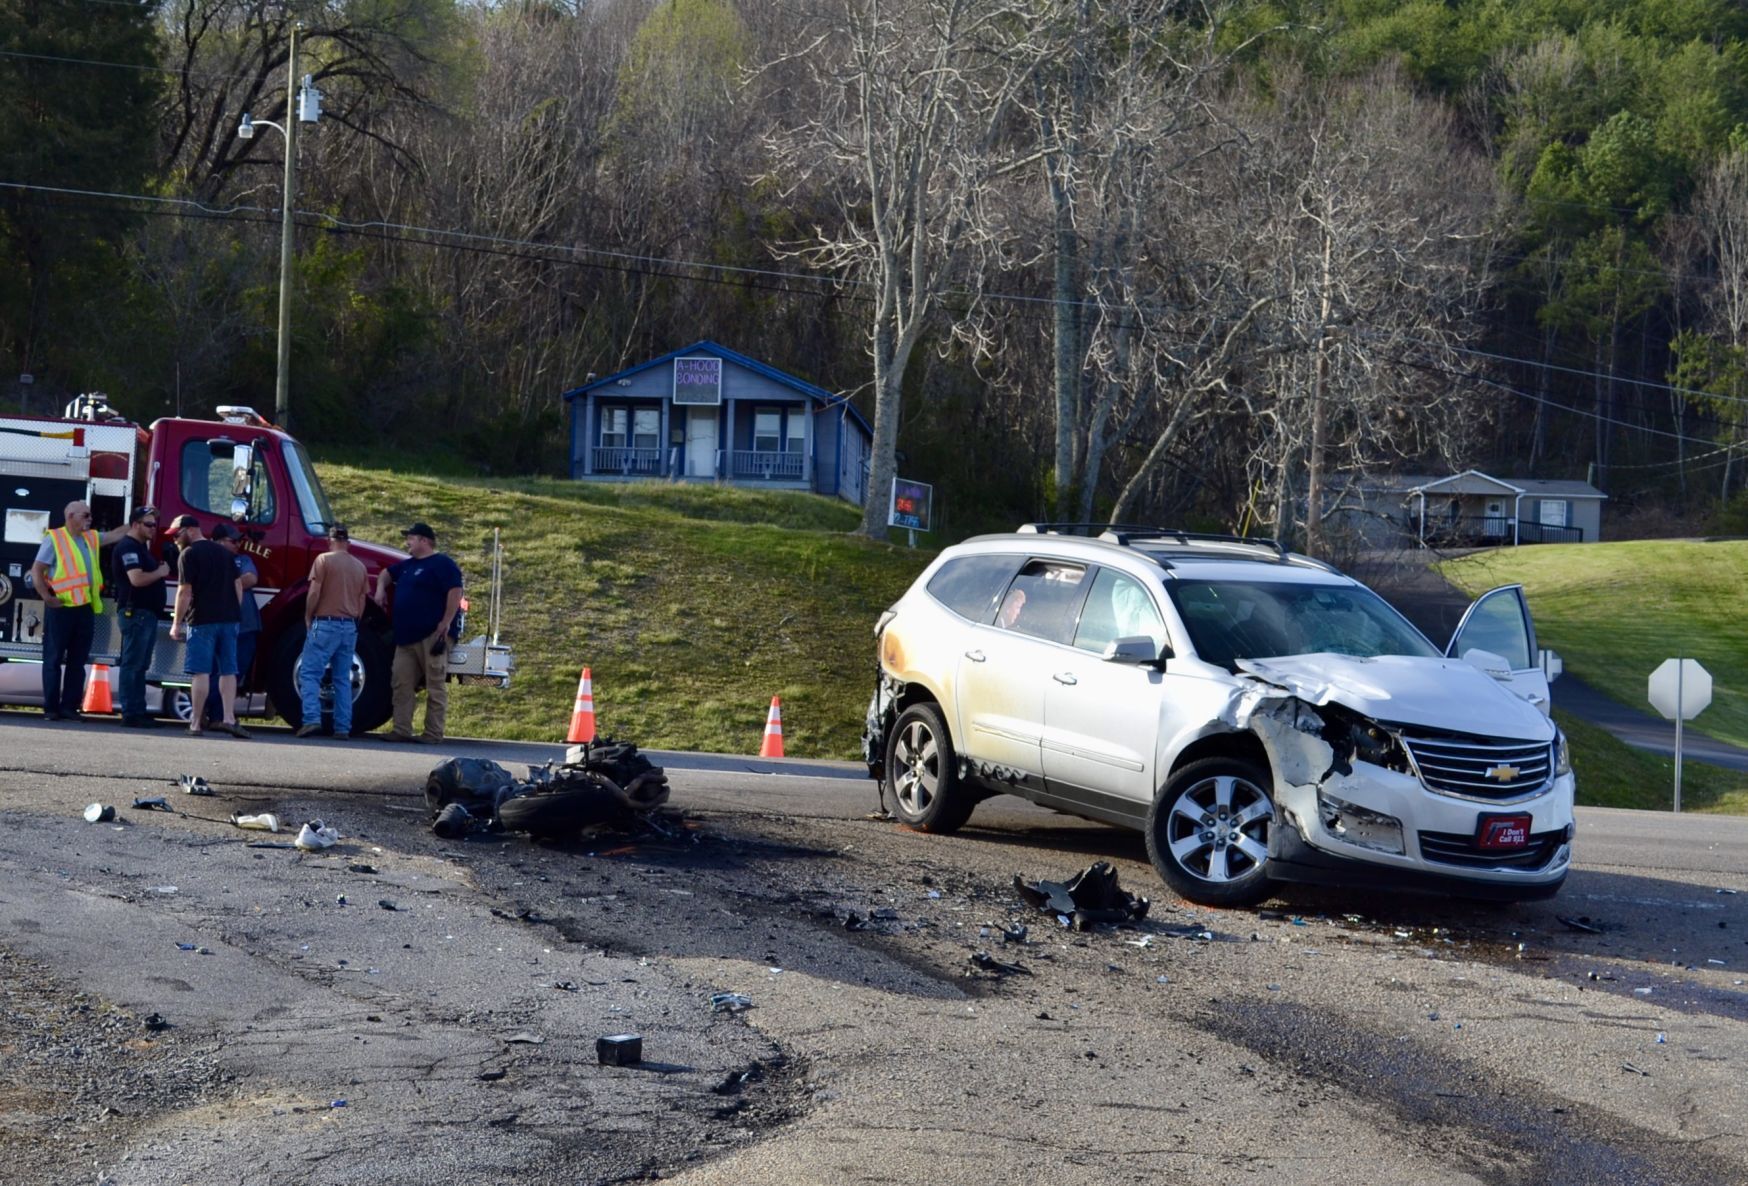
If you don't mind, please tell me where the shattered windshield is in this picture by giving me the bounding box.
[1168,579,1439,669]
[280,438,336,534]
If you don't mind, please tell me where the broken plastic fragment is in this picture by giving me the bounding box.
[231,812,279,833]
[969,951,1030,976]
[1014,863,1149,931]
[132,797,171,812]
[710,992,754,1014]
[178,774,213,796]
[83,803,115,823]
[1557,916,1603,934]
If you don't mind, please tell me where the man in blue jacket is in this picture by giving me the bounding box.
[373,522,461,743]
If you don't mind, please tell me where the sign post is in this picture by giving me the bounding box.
[1648,658,1712,812]
[887,477,933,548]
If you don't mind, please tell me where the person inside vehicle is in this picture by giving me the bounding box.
[997,586,1026,629]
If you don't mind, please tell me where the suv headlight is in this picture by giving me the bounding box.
[1555,728,1571,777]
[1349,719,1409,773]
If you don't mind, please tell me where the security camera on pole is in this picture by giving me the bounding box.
[236,22,321,433]
[1648,658,1712,812]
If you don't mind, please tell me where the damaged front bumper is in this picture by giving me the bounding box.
[1236,689,1574,899]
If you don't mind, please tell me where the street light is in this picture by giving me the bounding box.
[237,23,321,432]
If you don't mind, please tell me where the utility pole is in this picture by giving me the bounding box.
[274,22,300,432]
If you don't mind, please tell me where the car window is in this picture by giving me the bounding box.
[996,560,1088,645]
[1170,579,1438,668]
[1451,589,1533,669]
[926,554,1022,622]
[1073,570,1168,656]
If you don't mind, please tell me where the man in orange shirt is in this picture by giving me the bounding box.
[297,523,369,738]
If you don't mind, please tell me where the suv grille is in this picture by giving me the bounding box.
[1400,731,1553,801]
[1418,829,1565,871]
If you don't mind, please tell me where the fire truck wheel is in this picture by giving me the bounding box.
[268,624,394,733]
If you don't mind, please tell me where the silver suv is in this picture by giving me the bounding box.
[862,526,1574,907]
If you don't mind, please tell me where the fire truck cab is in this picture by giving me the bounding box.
[0,396,511,729]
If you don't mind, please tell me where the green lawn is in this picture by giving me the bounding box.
[1441,540,1748,750]
[316,466,930,758]
[1555,710,1748,814]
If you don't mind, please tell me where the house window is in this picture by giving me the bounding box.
[1539,499,1569,528]
[632,409,660,451]
[787,411,805,454]
[600,408,627,449]
[754,407,781,452]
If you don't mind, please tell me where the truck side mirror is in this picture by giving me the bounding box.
[229,443,254,519]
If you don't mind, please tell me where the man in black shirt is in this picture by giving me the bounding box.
[168,515,249,738]
[110,505,170,727]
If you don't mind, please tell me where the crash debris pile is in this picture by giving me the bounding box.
[1014,861,1151,932]
[424,740,671,841]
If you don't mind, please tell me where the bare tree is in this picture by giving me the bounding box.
[763,0,1033,539]
[1220,67,1501,552]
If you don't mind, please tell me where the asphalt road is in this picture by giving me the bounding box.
[4,714,1748,1184]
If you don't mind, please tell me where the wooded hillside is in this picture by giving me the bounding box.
[3,0,1746,542]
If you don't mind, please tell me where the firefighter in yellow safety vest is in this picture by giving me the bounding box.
[29,501,129,721]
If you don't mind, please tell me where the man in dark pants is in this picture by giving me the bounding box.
[110,505,171,727]
[29,500,128,721]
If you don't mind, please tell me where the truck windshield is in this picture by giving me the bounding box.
[280,439,336,534]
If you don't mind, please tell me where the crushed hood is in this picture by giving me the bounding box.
[1235,653,1553,740]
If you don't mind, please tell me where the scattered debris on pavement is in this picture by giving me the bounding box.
[1014,862,1150,931]
[968,951,1031,977]
[82,803,115,823]
[132,796,172,812]
[424,740,672,843]
[596,1034,643,1066]
[711,992,754,1014]
[231,812,279,833]
[294,820,340,851]
[1557,916,1604,934]
[178,774,213,796]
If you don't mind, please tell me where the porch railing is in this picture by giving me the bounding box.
[591,447,663,475]
[728,450,805,481]
[1408,515,1583,546]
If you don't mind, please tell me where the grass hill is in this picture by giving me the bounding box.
[317,465,930,759]
[1441,541,1748,749]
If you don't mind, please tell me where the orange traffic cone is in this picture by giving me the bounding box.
[566,668,597,744]
[759,696,785,759]
[83,664,114,714]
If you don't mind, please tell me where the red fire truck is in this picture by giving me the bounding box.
[0,395,511,728]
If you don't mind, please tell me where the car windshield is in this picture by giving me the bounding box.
[1168,579,1439,668]
[280,438,336,534]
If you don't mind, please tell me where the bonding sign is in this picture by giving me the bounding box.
[888,477,933,532]
[672,357,723,406]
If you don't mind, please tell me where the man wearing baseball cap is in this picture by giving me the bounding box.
[169,515,250,738]
[372,521,463,743]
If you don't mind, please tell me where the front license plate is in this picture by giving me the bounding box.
[1477,813,1532,851]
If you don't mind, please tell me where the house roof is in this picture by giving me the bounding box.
[562,340,873,437]
[1364,469,1607,500]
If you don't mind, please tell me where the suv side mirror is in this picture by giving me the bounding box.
[1104,636,1170,668]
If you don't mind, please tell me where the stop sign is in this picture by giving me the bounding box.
[1649,659,1712,721]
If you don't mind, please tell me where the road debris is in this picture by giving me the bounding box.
[1014,862,1150,931]
[711,993,754,1014]
[1621,1063,1651,1077]
[231,812,279,833]
[132,796,171,812]
[377,899,399,912]
[82,803,115,823]
[969,951,1031,976]
[596,1034,643,1066]
[294,820,340,851]
[1557,916,1604,934]
[425,741,672,842]
[501,1032,545,1045]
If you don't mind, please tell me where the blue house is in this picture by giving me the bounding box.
[562,341,873,506]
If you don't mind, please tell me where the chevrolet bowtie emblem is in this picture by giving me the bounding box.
[1485,764,1521,782]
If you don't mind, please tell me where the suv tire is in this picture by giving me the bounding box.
[1146,756,1276,907]
[886,702,976,834]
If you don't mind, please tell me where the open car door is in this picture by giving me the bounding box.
[1446,584,1551,715]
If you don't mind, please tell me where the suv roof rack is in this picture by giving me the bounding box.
[1016,522,1291,561]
